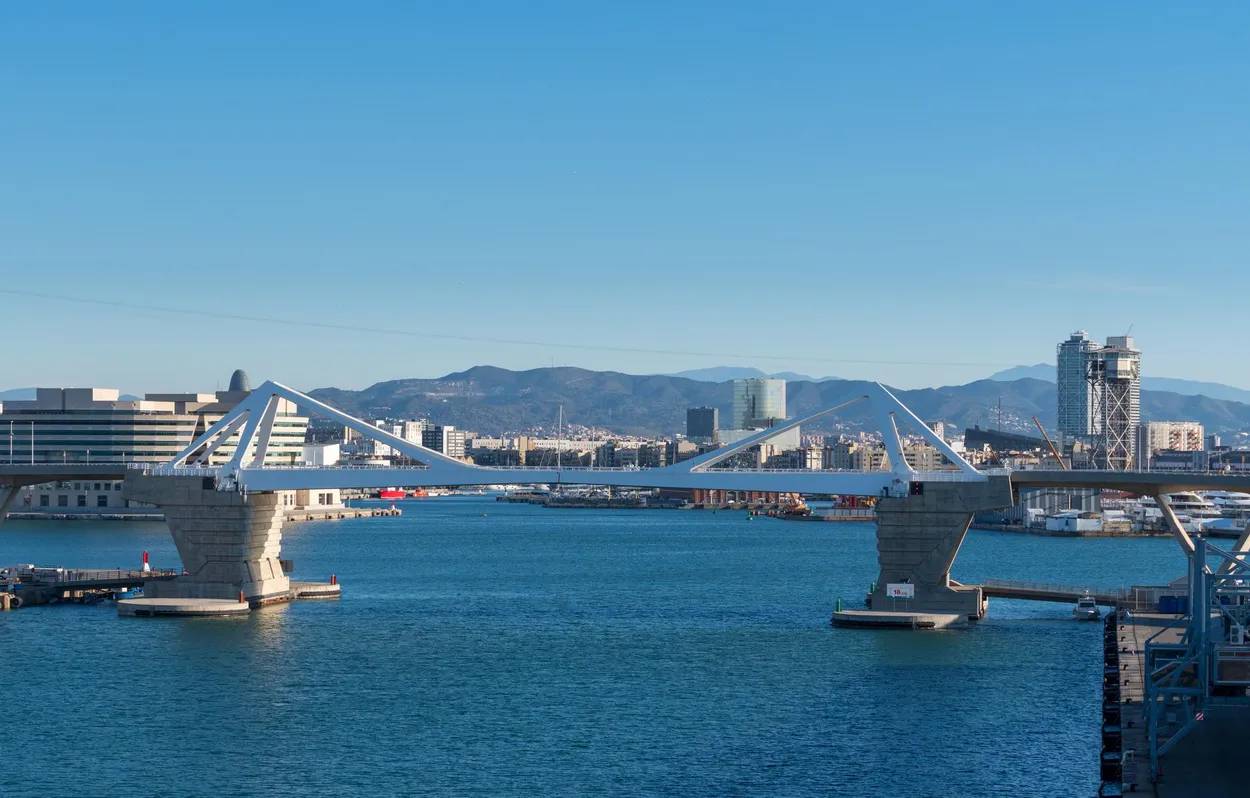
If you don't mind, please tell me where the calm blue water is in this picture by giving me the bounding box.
[0,498,1183,797]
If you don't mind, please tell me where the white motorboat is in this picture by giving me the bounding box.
[1073,593,1101,621]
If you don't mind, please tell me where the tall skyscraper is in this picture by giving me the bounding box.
[685,407,718,442]
[1057,331,1097,438]
[731,378,786,429]
[1092,336,1141,470]
[1055,331,1141,470]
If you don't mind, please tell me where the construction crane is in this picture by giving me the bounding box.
[1032,416,1068,470]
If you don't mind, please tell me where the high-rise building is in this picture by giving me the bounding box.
[1056,331,1141,470]
[1090,336,1141,470]
[731,378,786,429]
[1057,331,1098,438]
[729,378,797,450]
[685,407,718,443]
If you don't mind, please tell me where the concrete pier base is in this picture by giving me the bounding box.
[124,474,290,606]
[831,609,963,629]
[118,597,250,617]
[866,476,1014,622]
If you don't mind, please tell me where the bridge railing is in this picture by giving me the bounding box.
[129,463,222,478]
[1012,465,1250,477]
[138,461,1005,479]
[2,567,179,586]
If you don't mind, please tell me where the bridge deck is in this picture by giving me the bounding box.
[978,579,1126,605]
[1011,469,1250,494]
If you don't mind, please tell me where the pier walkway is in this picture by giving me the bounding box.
[3,567,179,606]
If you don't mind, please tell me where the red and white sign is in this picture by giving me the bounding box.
[886,583,914,599]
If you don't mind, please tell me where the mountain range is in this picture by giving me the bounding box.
[989,364,1250,405]
[306,366,1250,438]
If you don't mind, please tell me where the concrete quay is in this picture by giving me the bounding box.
[1106,611,1250,797]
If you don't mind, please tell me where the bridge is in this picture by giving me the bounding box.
[5,378,1250,624]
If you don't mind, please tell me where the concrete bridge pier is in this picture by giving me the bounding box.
[123,474,290,606]
[857,475,1014,626]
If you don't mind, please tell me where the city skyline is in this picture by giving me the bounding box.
[5,3,1250,390]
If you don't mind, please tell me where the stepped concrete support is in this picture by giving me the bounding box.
[124,474,290,605]
[868,476,1014,621]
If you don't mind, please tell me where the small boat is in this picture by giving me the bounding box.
[1073,593,1101,621]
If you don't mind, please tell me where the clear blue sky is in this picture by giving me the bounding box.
[3,2,1248,392]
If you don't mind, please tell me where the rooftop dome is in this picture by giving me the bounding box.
[228,369,252,392]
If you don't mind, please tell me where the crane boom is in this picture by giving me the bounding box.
[1032,416,1068,470]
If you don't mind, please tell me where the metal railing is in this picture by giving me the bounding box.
[130,463,221,477]
[3,567,179,585]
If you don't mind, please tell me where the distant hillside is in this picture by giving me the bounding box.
[309,366,725,436]
[667,366,834,382]
[989,364,1250,405]
[988,364,1053,382]
[307,367,1250,438]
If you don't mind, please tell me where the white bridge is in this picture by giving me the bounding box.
[101,378,1250,630]
[152,379,987,497]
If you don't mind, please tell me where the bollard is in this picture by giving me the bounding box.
[238,590,246,605]
[1,593,10,611]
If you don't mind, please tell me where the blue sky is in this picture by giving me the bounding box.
[3,2,1248,392]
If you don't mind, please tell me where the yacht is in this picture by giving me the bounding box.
[1131,493,1223,533]
[1206,491,1250,520]
[1073,593,1101,621]
[1164,492,1223,522]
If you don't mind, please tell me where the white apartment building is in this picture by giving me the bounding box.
[1137,421,1205,463]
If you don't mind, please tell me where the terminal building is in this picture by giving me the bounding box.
[0,370,309,512]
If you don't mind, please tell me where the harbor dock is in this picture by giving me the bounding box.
[1107,611,1250,797]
